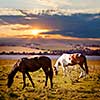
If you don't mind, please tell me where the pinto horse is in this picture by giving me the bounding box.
[7,56,53,89]
[54,53,88,80]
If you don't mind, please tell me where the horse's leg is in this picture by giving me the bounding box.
[49,75,53,88]
[79,64,86,79]
[45,74,48,88]
[48,70,53,88]
[61,62,66,77]
[26,72,35,88]
[42,67,49,88]
[22,73,26,89]
[63,67,67,77]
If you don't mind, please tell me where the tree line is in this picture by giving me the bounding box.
[0,48,100,56]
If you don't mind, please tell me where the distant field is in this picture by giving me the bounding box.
[0,46,100,53]
[0,59,100,100]
[0,45,73,53]
[0,46,43,53]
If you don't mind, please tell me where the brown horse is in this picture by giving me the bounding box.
[7,56,53,89]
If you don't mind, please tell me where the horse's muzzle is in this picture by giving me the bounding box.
[55,71,58,75]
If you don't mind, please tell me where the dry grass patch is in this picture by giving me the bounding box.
[0,59,100,100]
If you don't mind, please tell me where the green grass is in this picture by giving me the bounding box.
[0,59,100,100]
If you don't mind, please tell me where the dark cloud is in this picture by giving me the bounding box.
[0,18,9,25]
[0,11,100,38]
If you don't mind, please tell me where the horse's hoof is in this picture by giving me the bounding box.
[33,86,35,88]
[64,81,67,83]
[73,79,79,83]
[75,79,79,82]
[49,88,53,90]
[71,82,74,85]
[71,81,74,85]
[22,87,25,90]
[43,86,48,89]
[22,85,26,89]
[32,85,35,88]
[51,86,53,89]
[43,86,46,88]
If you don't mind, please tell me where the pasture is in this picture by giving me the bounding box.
[0,59,100,100]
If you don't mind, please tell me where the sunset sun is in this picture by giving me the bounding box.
[32,29,50,36]
[32,30,40,36]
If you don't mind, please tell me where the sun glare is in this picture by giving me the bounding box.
[32,30,40,36]
[32,29,49,36]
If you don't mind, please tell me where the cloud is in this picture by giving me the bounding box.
[0,8,100,17]
[72,0,100,9]
[0,24,34,38]
[0,8,25,16]
[0,9,100,38]
[11,24,32,31]
[0,24,30,30]
[37,0,58,9]
[0,0,100,11]
[36,0,72,9]
[0,18,9,25]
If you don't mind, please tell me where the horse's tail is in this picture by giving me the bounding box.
[49,59,53,76]
[84,56,88,74]
[7,60,20,88]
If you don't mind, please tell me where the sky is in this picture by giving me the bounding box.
[0,0,100,42]
[0,0,100,10]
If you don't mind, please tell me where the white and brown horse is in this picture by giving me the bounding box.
[54,53,88,80]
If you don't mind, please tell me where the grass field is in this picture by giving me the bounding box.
[0,59,100,100]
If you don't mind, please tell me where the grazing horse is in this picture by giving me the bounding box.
[54,53,88,80]
[7,56,53,89]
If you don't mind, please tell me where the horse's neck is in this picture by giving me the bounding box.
[9,65,19,79]
[55,54,70,70]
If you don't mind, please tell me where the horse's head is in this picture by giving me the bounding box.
[7,73,14,88]
[7,60,20,88]
[54,66,58,75]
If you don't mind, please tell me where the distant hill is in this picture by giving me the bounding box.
[0,46,44,53]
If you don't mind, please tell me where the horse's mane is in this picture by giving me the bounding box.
[22,56,40,60]
[21,57,28,61]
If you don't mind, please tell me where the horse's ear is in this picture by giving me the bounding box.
[15,59,21,67]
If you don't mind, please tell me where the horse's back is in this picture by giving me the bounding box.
[60,53,71,63]
[57,53,69,61]
[19,57,41,72]
[19,56,52,71]
[39,56,52,67]
[56,53,84,65]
